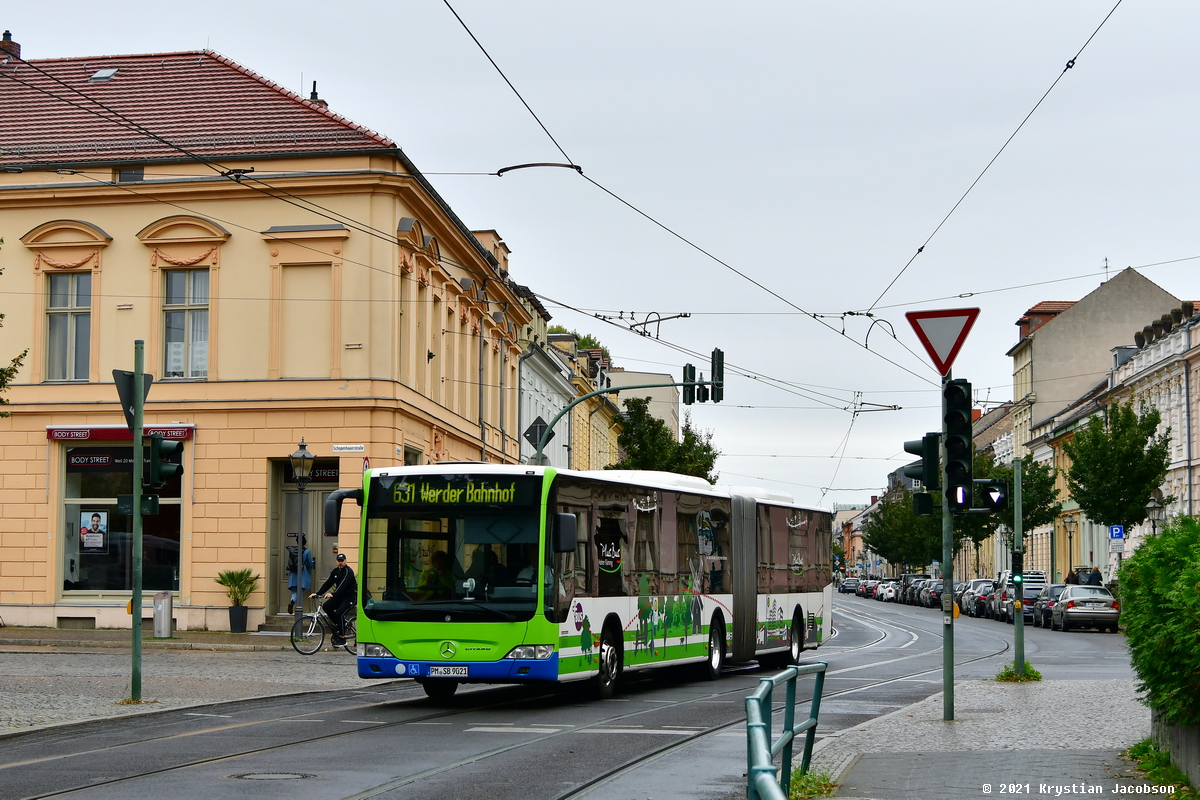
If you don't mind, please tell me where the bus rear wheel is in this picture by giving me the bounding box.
[421,679,459,700]
[595,626,621,699]
[701,617,726,681]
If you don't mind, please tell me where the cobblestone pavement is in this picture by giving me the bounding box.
[811,681,1147,786]
[0,639,394,732]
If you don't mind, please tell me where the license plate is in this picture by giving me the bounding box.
[1086,602,1103,608]
[429,666,469,677]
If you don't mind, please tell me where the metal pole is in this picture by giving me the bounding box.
[1013,457,1025,676]
[535,380,689,463]
[131,341,144,702]
[941,372,954,721]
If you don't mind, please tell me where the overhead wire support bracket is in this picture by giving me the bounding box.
[496,162,583,177]
[595,310,692,339]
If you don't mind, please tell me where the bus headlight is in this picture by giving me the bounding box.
[358,643,395,658]
[504,645,554,660]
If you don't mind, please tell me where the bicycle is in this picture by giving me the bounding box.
[290,603,357,655]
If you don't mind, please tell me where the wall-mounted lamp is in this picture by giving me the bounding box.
[427,350,436,362]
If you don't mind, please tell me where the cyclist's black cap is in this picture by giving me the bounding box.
[336,554,346,562]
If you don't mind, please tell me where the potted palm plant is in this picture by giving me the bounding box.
[214,568,260,633]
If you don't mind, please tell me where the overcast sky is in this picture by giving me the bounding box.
[7,1,1198,509]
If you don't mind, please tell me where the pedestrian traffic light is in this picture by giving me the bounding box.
[977,478,1008,513]
[942,378,973,514]
[145,433,184,488]
[1012,551,1024,582]
[710,348,724,403]
[682,364,696,405]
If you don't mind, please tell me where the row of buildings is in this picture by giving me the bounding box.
[0,34,677,630]
[842,267,1192,585]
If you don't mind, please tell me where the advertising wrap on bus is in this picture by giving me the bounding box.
[335,465,832,701]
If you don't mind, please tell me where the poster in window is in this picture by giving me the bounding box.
[80,510,108,553]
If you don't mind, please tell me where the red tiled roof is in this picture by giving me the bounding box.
[0,50,395,166]
[1023,301,1076,315]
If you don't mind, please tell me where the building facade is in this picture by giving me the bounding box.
[0,43,538,629]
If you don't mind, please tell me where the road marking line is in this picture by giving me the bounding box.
[577,728,692,735]
[184,713,231,718]
[467,726,564,734]
[340,719,385,724]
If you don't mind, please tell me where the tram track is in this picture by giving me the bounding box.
[7,602,1014,800]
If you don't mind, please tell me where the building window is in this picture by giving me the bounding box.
[164,269,209,378]
[62,444,183,593]
[47,272,91,381]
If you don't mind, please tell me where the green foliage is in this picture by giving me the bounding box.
[214,568,261,606]
[990,456,1062,549]
[995,661,1042,682]
[861,486,942,567]
[1118,516,1200,725]
[607,399,720,483]
[789,770,839,799]
[1127,739,1199,798]
[1064,402,1171,530]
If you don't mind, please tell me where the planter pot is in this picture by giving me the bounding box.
[228,605,248,633]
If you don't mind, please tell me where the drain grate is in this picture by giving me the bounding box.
[229,772,316,781]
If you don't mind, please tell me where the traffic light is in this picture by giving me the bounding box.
[710,348,724,403]
[696,373,710,403]
[682,364,696,405]
[1012,551,1024,583]
[145,433,184,488]
[977,478,1009,513]
[942,378,973,514]
[902,432,940,491]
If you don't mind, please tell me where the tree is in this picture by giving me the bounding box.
[0,238,27,416]
[607,399,720,483]
[861,486,941,568]
[1063,402,1171,530]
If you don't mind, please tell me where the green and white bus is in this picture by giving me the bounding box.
[325,464,832,699]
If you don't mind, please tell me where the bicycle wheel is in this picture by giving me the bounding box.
[341,614,357,654]
[291,615,324,655]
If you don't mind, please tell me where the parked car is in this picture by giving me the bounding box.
[899,573,931,605]
[1050,585,1121,632]
[838,578,860,594]
[881,581,900,602]
[1002,581,1044,624]
[959,578,993,617]
[1031,584,1067,628]
[907,579,929,605]
[858,579,878,598]
[922,581,944,608]
[993,570,1047,622]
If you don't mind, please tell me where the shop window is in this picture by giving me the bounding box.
[47,272,91,381]
[163,268,209,378]
[62,445,182,593]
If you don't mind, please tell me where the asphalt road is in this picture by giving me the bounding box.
[0,595,1134,800]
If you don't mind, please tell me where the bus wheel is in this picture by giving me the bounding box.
[787,611,804,664]
[421,679,459,700]
[595,626,621,699]
[702,617,726,681]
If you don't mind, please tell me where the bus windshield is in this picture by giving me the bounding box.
[361,473,545,623]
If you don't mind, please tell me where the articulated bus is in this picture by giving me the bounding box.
[324,464,832,699]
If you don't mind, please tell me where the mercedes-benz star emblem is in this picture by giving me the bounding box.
[439,641,456,659]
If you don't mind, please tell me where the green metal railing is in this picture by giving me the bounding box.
[745,662,828,800]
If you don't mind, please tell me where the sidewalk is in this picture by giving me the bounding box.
[809,679,1164,800]
[0,624,292,651]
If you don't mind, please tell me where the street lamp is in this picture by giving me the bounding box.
[1063,513,1077,579]
[289,439,314,632]
[1145,494,1166,537]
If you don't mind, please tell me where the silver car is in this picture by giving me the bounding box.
[1050,585,1120,633]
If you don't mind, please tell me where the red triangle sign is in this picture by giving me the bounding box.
[905,308,980,376]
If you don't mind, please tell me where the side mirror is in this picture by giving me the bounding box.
[323,488,363,539]
[553,513,576,553]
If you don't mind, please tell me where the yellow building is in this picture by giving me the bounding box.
[0,42,536,630]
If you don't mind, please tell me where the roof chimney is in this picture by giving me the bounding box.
[309,80,327,108]
[0,30,20,61]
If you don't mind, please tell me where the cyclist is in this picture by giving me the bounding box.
[310,553,357,646]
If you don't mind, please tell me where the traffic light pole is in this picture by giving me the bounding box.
[1013,457,1025,676]
[131,341,145,702]
[941,373,955,721]
[534,381,689,464]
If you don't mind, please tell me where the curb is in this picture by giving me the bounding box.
[0,637,290,651]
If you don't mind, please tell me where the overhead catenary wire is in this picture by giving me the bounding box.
[865,0,1127,313]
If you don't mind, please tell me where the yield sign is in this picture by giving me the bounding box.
[905,308,980,376]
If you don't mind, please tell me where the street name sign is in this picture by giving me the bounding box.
[905,308,981,376]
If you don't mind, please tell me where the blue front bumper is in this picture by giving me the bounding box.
[358,652,560,682]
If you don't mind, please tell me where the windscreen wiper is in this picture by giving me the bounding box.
[419,600,515,621]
